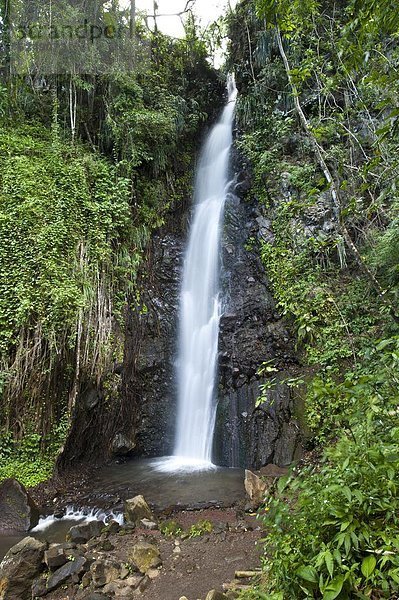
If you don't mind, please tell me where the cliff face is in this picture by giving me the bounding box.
[58,134,304,471]
[122,204,188,458]
[121,152,303,469]
[214,153,302,468]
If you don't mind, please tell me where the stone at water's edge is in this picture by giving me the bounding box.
[124,495,154,526]
[0,478,40,532]
[244,470,269,510]
[0,536,46,600]
[244,464,289,510]
[67,520,104,544]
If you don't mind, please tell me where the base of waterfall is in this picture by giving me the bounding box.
[152,456,217,473]
[0,459,245,561]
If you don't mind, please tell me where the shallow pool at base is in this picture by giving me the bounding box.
[0,458,245,561]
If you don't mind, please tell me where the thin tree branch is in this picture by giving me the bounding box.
[275,26,397,320]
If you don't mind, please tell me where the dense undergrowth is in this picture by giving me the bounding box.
[227,0,399,598]
[0,2,221,485]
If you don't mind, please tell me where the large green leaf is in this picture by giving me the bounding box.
[323,575,345,600]
[361,555,377,579]
[297,565,318,583]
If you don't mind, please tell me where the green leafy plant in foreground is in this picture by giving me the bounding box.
[160,520,183,537]
[188,519,214,538]
[0,457,54,488]
[247,339,399,600]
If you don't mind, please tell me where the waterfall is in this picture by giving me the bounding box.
[170,75,238,469]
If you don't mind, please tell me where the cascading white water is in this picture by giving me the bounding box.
[170,75,238,469]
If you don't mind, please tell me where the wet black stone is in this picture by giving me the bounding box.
[46,556,87,592]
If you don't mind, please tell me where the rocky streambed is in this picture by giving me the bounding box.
[0,493,263,600]
[0,463,283,600]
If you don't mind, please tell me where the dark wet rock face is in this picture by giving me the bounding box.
[67,521,104,544]
[111,433,136,457]
[214,167,302,468]
[0,479,40,532]
[123,204,188,457]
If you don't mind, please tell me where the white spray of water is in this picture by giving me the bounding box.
[31,506,124,533]
[160,75,237,472]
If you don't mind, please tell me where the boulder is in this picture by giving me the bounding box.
[67,520,104,543]
[90,559,122,588]
[44,544,69,570]
[46,556,87,592]
[0,536,46,600]
[111,433,136,456]
[128,541,161,574]
[0,479,40,532]
[124,495,154,526]
[244,470,268,509]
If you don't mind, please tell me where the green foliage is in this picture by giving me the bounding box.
[0,125,137,352]
[242,340,399,599]
[188,520,214,538]
[160,520,183,538]
[256,0,320,36]
[0,458,54,488]
[230,1,399,599]
[0,417,69,486]
[257,413,399,598]
[370,217,399,291]
[0,124,143,442]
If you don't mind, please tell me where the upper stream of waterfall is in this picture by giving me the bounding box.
[168,75,238,470]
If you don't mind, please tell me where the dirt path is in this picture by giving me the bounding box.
[140,509,262,600]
